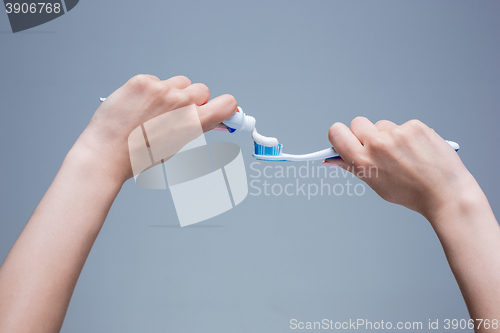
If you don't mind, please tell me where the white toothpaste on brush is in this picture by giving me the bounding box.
[251,128,279,147]
[220,106,282,156]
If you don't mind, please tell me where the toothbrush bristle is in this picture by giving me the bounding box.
[254,142,283,156]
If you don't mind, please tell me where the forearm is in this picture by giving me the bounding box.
[0,75,236,332]
[0,139,123,333]
[428,178,500,330]
[326,117,500,329]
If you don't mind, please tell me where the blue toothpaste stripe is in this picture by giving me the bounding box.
[254,142,282,156]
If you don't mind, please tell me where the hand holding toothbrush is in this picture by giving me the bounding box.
[324,116,500,323]
[324,117,465,218]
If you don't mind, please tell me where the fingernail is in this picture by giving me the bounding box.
[322,160,339,167]
[212,127,229,132]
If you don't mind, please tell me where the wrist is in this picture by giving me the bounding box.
[66,131,130,187]
[423,174,491,229]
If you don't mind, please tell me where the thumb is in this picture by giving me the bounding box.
[327,122,363,168]
[322,157,349,170]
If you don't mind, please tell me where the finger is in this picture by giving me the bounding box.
[350,116,378,145]
[328,122,363,166]
[144,74,160,81]
[375,119,397,131]
[182,83,210,106]
[164,75,192,89]
[213,123,230,132]
[197,94,237,132]
[401,119,430,133]
[323,156,349,169]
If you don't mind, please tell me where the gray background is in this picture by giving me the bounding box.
[1,1,499,332]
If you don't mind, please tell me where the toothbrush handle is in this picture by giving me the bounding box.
[280,147,339,161]
[304,140,459,162]
[102,95,462,154]
[446,140,460,151]
[313,147,340,160]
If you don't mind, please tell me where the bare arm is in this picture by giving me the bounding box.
[0,75,237,333]
[0,141,122,333]
[325,117,500,331]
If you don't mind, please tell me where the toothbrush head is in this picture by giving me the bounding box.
[254,142,283,156]
[252,128,287,161]
[253,143,287,161]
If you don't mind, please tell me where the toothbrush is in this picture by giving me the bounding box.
[99,98,460,161]
[215,107,342,161]
[252,129,460,162]
[215,106,460,162]
[252,128,339,162]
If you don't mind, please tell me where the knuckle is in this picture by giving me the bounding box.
[160,83,172,96]
[349,153,370,170]
[176,75,192,86]
[357,155,372,168]
[198,83,210,97]
[351,116,367,128]
[375,119,389,127]
[154,81,171,96]
[390,127,405,140]
[171,90,190,106]
[407,119,420,127]
[365,135,385,151]
[148,83,166,101]
[127,74,154,92]
[406,119,426,132]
